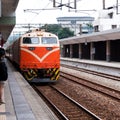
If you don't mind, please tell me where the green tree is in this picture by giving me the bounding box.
[41,24,74,39]
[58,27,74,39]
[86,23,94,33]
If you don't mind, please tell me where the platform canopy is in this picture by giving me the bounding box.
[0,0,19,44]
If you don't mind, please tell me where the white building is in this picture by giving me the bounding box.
[56,16,94,36]
[93,6,120,32]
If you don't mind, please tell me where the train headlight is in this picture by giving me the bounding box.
[46,47,52,51]
[28,47,35,50]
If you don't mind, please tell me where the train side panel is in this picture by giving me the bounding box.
[12,39,21,65]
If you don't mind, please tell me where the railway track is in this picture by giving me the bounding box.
[60,71,120,101]
[61,64,120,81]
[31,65,120,119]
[32,73,120,119]
[58,65,120,119]
[33,84,101,120]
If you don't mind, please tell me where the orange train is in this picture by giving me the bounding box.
[6,29,60,82]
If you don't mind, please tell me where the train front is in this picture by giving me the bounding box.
[20,31,60,82]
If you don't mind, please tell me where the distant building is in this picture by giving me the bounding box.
[93,6,120,32]
[56,16,94,36]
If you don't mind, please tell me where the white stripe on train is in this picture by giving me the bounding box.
[21,47,60,62]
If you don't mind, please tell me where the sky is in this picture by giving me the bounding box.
[16,0,116,24]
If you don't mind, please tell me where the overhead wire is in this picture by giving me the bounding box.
[27,1,53,23]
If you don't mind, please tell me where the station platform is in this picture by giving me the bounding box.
[61,57,120,78]
[0,59,59,120]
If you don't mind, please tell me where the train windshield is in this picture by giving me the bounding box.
[41,37,57,44]
[23,37,39,44]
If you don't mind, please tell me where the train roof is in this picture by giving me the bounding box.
[22,30,58,38]
[59,28,120,45]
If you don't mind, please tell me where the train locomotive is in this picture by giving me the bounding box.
[6,29,60,82]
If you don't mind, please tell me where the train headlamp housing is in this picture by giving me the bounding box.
[28,47,35,50]
[46,47,52,51]
[37,33,43,36]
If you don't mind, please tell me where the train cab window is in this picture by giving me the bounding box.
[23,37,39,44]
[41,37,57,44]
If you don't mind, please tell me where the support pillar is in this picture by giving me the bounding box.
[90,42,95,60]
[79,43,82,59]
[60,45,64,57]
[106,40,111,62]
[70,44,73,58]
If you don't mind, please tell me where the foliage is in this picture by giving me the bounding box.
[41,24,74,39]
[86,23,93,28]
[58,27,74,39]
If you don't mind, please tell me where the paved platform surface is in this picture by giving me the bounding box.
[0,59,59,120]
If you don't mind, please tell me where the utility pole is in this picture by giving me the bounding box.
[116,0,118,14]
[103,0,105,9]
[53,0,55,7]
